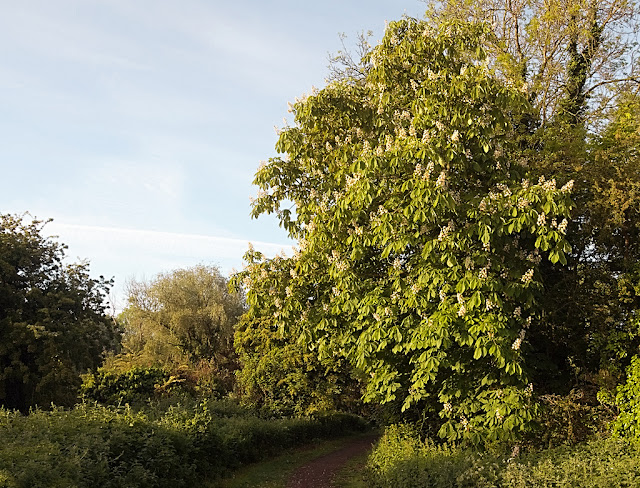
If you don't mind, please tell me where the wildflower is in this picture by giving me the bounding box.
[444,402,453,412]
[325,141,333,151]
[436,171,447,188]
[411,283,420,293]
[537,213,546,226]
[479,267,488,279]
[393,258,402,270]
[512,337,522,350]
[435,120,445,131]
[458,304,467,317]
[439,289,447,302]
[513,306,521,317]
[373,312,381,321]
[450,130,460,142]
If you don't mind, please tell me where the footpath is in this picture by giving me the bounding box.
[286,433,379,488]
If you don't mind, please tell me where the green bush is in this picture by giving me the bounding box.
[367,424,503,488]
[80,367,172,405]
[611,355,640,438]
[366,424,640,488]
[0,400,369,488]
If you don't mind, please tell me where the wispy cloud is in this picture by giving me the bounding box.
[46,221,293,312]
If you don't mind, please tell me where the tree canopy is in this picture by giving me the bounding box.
[238,20,575,442]
[0,213,120,410]
[117,265,245,371]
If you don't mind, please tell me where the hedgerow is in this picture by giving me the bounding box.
[0,400,368,488]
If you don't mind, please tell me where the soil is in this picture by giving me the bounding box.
[285,433,378,488]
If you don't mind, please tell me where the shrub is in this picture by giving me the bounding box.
[79,367,172,405]
[611,355,640,438]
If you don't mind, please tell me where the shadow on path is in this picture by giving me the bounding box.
[286,433,378,488]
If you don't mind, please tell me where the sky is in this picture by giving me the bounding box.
[0,0,427,312]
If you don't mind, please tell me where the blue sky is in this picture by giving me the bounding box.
[1,0,426,311]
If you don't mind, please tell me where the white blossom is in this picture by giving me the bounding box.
[558,218,568,234]
[521,268,534,284]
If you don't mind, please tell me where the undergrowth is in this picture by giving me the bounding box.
[366,424,640,488]
[0,399,368,488]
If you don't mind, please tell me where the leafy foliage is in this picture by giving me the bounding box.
[116,265,244,382]
[234,314,363,416]
[421,0,640,392]
[611,356,640,438]
[0,401,369,488]
[239,20,573,443]
[366,424,640,488]
[0,213,120,411]
[80,367,172,406]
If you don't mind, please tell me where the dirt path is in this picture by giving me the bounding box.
[285,433,378,488]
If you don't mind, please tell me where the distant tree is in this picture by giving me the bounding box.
[117,265,245,373]
[0,213,120,411]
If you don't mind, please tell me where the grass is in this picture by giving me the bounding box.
[208,433,377,488]
[330,448,372,488]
